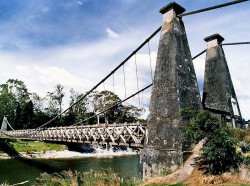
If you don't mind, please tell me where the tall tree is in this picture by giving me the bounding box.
[64,89,88,126]
[0,83,17,125]
[31,93,46,113]
[54,84,65,122]
[86,90,139,124]
[122,105,142,123]
[0,79,33,129]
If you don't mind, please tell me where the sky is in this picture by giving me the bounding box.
[0,0,249,120]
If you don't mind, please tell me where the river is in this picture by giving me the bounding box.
[0,155,140,185]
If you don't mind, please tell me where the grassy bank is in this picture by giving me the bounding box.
[0,168,185,186]
[1,167,250,186]
[1,139,66,153]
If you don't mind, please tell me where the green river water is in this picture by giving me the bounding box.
[0,155,140,185]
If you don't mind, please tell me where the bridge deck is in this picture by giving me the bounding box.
[0,123,146,148]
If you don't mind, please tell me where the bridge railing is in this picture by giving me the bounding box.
[0,123,147,148]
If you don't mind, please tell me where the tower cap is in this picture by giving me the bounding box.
[159,2,186,15]
[204,33,224,44]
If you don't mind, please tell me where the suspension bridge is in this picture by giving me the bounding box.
[0,0,249,178]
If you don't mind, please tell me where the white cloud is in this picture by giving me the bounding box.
[0,26,157,109]
[78,1,83,5]
[33,65,91,88]
[193,56,205,81]
[0,12,249,121]
[106,28,120,39]
[15,65,31,75]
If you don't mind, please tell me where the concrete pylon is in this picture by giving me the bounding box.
[1,117,8,131]
[140,2,201,178]
[202,34,242,127]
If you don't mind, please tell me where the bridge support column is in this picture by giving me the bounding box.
[1,117,8,132]
[140,2,201,178]
[202,34,242,127]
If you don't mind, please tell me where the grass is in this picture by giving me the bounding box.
[8,139,66,153]
[230,128,250,144]
[33,168,140,186]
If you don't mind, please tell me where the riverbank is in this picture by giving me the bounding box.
[0,139,139,159]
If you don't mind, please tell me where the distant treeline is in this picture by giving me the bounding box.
[0,79,144,130]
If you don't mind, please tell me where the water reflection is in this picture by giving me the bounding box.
[0,155,140,185]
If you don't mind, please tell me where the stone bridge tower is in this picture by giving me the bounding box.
[140,2,201,178]
[202,34,242,127]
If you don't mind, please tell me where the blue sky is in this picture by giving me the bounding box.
[0,0,249,120]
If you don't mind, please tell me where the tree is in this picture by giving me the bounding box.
[54,84,65,123]
[31,93,46,113]
[5,79,30,102]
[45,91,59,117]
[15,100,34,129]
[179,106,242,174]
[64,89,88,126]
[0,83,17,125]
[121,104,142,123]
[45,84,65,121]
[0,79,33,129]
[85,90,143,124]
[86,91,123,124]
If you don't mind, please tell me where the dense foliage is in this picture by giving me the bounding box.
[179,106,242,174]
[0,79,143,130]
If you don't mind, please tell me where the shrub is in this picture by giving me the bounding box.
[244,135,250,144]
[179,108,220,144]
[242,130,250,144]
[179,107,242,174]
[230,128,247,143]
[238,141,250,153]
[201,127,242,174]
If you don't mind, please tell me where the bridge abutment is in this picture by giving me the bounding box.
[140,2,201,178]
[202,34,242,127]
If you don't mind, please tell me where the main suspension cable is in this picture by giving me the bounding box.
[72,49,206,126]
[37,26,162,129]
[3,48,207,137]
[178,0,249,17]
[221,42,250,46]
[192,49,206,60]
[7,0,250,133]
[18,0,250,130]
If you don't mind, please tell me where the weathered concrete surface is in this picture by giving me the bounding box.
[202,34,242,126]
[140,2,201,178]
